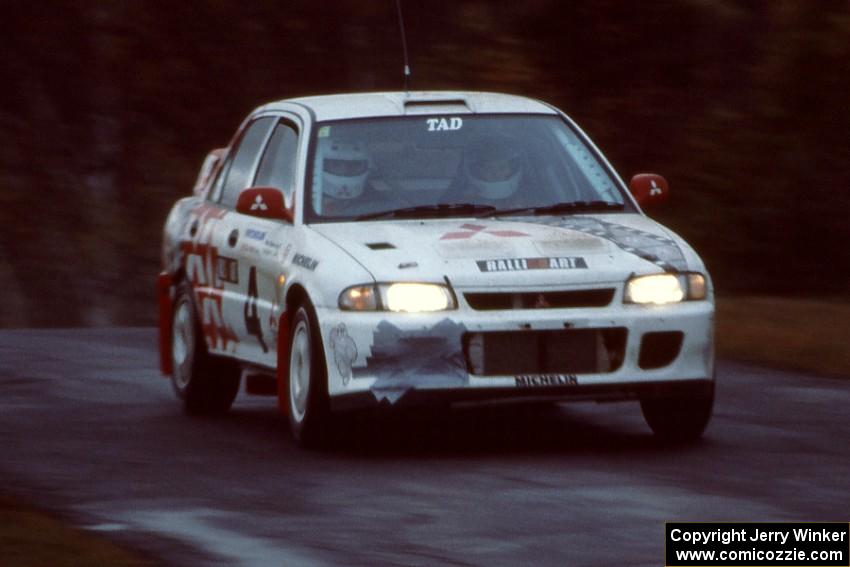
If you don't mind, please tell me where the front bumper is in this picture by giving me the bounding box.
[316,299,714,408]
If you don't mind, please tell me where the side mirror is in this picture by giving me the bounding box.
[629,173,669,208]
[236,187,293,223]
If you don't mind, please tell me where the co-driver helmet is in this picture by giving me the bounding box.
[464,134,523,200]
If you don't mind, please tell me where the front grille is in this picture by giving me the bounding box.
[464,288,615,311]
[464,328,627,376]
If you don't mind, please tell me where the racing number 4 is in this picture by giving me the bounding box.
[244,266,268,353]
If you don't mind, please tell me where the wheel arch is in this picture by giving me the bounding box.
[276,283,310,413]
[279,283,332,445]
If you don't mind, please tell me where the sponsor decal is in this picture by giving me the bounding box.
[245,228,266,241]
[239,243,260,255]
[292,253,319,271]
[532,217,688,271]
[476,256,588,272]
[329,323,358,386]
[440,223,528,240]
[426,117,463,132]
[262,239,282,258]
[216,256,239,284]
[515,374,578,387]
[278,243,293,263]
[180,203,238,351]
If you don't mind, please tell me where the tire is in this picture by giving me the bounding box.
[640,381,714,443]
[171,282,241,415]
[286,304,330,447]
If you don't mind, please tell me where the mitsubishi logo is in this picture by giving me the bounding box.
[250,195,268,211]
[440,223,528,240]
[649,180,662,196]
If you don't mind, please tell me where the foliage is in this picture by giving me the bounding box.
[0,1,847,326]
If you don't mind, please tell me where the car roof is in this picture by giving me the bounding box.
[258,91,558,122]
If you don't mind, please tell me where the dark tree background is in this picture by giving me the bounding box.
[1,1,848,327]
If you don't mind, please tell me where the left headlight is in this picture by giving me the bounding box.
[339,283,457,312]
[624,273,707,305]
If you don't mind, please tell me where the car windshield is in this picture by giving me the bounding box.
[305,114,630,222]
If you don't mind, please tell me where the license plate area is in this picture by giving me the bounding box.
[464,328,627,376]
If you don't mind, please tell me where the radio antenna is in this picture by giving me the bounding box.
[395,0,412,92]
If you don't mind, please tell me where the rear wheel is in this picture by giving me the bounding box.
[287,304,330,447]
[171,282,241,415]
[640,382,714,443]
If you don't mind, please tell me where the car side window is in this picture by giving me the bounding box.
[254,121,299,202]
[208,155,229,202]
[218,117,275,208]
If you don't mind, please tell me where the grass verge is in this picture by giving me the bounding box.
[0,495,151,567]
[716,295,850,377]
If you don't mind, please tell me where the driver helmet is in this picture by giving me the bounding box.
[465,134,523,200]
[319,139,370,201]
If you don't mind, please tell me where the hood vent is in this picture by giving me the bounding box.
[366,242,395,250]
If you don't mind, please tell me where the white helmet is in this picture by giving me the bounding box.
[319,140,370,200]
[465,135,523,200]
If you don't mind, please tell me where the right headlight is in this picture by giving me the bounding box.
[339,282,457,312]
[624,273,706,305]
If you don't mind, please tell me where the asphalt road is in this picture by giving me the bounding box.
[1,328,848,566]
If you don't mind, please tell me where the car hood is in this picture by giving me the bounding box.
[310,214,696,288]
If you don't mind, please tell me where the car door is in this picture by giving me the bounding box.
[196,116,275,359]
[221,117,301,366]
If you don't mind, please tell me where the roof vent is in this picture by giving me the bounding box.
[403,99,471,115]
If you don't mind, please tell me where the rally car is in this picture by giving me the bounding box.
[158,91,715,446]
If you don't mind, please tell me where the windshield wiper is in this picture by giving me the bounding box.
[356,203,497,221]
[482,200,625,217]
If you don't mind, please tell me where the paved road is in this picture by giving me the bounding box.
[1,328,848,566]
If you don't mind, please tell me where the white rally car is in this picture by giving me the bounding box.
[158,91,715,446]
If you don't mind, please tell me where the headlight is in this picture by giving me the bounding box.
[384,283,454,312]
[339,283,456,312]
[624,273,707,304]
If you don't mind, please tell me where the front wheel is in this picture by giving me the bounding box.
[171,282,241,415]
[640,382,714,443]
[287,304,330,447]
